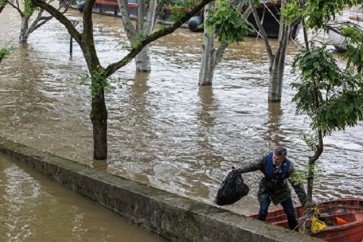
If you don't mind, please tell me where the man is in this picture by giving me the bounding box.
[237,147,307,231]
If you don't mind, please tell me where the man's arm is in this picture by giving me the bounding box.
[237,155,265,174]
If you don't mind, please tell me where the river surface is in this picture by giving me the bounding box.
[0,5,362,216]
[0,153,166,242]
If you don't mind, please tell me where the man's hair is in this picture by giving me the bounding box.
[274,147,287,157]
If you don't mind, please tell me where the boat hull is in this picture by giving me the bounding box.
[245,2,300,39]
[248,199,363,242]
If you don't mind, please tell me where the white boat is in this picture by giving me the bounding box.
[328,5,363,52]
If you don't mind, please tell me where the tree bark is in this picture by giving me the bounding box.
[198,2,229,86]
[81,0,108,160]
[268,24,290,102]
[118,0,157,72]
[136,47,150,71]
[198,3,252,86]
[199,2,215,86]
[19,17,30,42]
[249,0,296,103]
[91,91,108,160]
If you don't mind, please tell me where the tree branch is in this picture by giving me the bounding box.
[31,0,82,43]
[105,0,213,76]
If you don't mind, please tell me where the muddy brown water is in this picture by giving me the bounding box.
[0,153,166,242]
[0,5,362,220]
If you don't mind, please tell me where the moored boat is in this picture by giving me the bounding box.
[248,198,363,242]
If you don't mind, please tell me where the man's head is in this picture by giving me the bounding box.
[273,147,287,166]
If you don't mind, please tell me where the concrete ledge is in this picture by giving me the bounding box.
[0,138,320,242]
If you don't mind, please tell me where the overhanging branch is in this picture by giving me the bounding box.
[105,0,214,76]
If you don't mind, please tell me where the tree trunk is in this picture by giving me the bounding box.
[134,0,157,72]
[90,87,108,160]
[80,3,109,160]
[19,16,30,42]
[301,78,324,232]
[199,1,228,86]
[268,25,290,102]
[135,46,151,71]
[118,0,156,72]
[199,2,216,86]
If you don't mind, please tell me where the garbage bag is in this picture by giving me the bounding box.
[215,167,249,206]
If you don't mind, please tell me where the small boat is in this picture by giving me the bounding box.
[328,5,363,52]
[248,198,363,242]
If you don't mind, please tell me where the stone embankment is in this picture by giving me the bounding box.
[0,138,320,242]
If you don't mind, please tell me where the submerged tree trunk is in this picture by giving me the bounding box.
[136,47,150,71]
[268,24,291,102]
[199,2,252,86]
[19,17,30,42]
[249,0,297,103]
[118,0,157,72]
[199,2,218,86]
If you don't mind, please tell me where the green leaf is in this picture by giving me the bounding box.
[291,45,363,135]
[205,0,251,44]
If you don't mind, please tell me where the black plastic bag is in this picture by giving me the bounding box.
[215,167,249,206]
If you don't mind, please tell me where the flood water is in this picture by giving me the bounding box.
[0,153,166,242]
[0,5,362,218]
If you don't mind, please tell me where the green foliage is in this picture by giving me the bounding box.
[291,164,324,184]
[340,25,363,73]
[24,0,38,17]
[205,0,251,44]
[290,170,307,185]
[281,0,304,24]
[161,0,198,22]
[291,45,363,135]
[282,0,361,31]
[300,132,317,152]
[0,0,6,7]
[130,34,148,49]
[303,0,347,30]
[0,46,15,63]
[119,42,132,51]
[79,67,115,96]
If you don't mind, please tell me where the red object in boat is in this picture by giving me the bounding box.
[248,198,363,242]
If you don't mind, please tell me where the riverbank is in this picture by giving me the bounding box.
[0,137,320,242]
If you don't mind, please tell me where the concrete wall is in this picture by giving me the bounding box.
[0,138,320,242]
